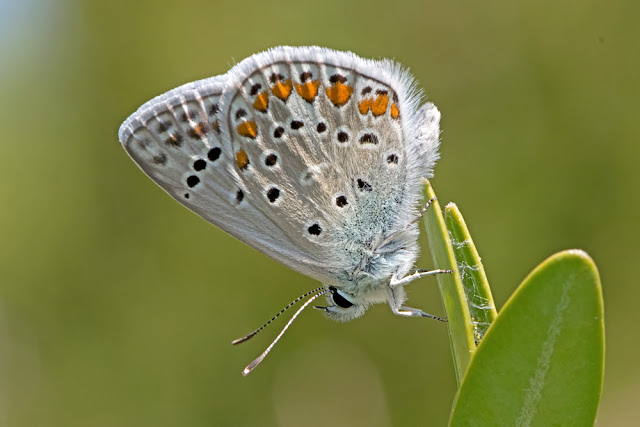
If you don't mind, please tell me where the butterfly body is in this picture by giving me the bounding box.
[119,46,441,323]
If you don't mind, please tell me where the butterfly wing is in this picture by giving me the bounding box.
[118,47,440,287]
[119,75,338,284]
[218,47,440,284]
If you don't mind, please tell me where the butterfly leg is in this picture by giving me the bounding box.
[407,197,436,227]
[389,268,452,288]
[386,287,447,321]
[375,198,437,251]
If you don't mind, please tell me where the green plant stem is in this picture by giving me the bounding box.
[444,203,497,344]
[422,181,476,385]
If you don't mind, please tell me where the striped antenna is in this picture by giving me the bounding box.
[232,286,326,345]
[240,288,330,376]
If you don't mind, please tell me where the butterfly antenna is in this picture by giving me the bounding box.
[232,286,325,345]
[240,288,330,376]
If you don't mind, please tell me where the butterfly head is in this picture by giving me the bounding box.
[315,285,387,322]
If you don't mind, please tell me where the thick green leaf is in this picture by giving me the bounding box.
[450,250,604,426]
[422,182,476,385]
[444,203,497,344]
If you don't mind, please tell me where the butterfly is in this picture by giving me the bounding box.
[118,46,448,375]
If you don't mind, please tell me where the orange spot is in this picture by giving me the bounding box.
[192,122,206,137]
[253,91,269,112]
[167,134,181,147]
[212,119,220,133]
[295,80,320,103]
[236,150,249,170]
[390,102,400,119]
[271,79,293,101]
[358,98,372,115]
[326,82,353,107]
[237,121,257,139]
[371,94,389,116]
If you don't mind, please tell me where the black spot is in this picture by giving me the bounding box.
[316,122,327,133]
[392,93,399,102]
[187,175,200,188]
[165,133,183,147]
[235,109,247,120]
[184,193,190,199]
[208,147,221,161]
[270,73,285,83]
[290,120,304,130]
[180,112,189,123]
[359,133,379,144]
[299,71,313,82]
[156,122,170,133]
[274,126,285,138]
[375,89,388,95]
[209,103,220,115]
[137,138,150,150]
[329,74,347,84]
[357,179,372,192]
[361,86,372,95]
[308,223,322,236]
[337,131,349,143]
[330,287,353,308]
[336,196,348,207]
[387,154,398,164]
[267,187,280,203]
[236,190,244,203]
[265,154,277,166]
[193,159,206,171]
[250,83,262,96]
[152,153,167,165]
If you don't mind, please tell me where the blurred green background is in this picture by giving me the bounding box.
[1,0,637,425]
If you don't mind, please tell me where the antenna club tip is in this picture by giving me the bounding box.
[232,332,256,345]
[236,288,328,377]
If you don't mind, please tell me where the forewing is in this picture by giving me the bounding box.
[118,76,334,282]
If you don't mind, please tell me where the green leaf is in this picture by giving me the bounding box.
[422,182,476,385]
[444,203,497,344]
[450,250,604,426]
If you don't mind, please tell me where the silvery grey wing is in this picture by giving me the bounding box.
[118,74,335,284]
[216,46,440,285]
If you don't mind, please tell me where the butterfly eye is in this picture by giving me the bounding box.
[330,287,353,308]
